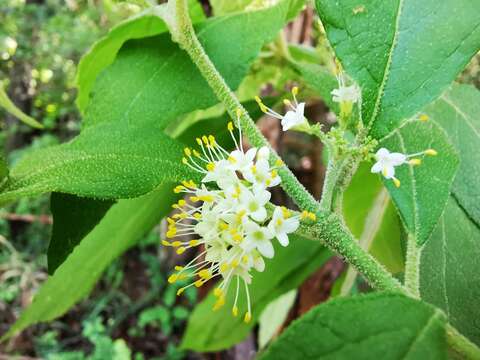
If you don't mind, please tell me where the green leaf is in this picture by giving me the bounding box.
[259,292,447,360]
[210,0,255,15]
[48,193,114,274]
[82,0,301,131]
[0,83,43,129]
[1,184,178,340]
[0,126,192,204]
[420,197,480,346]
[378,120,458,245]
[343,163,403,274]
[181,236,331,351]
[423,84,480,226]
[258,289,297,349]
[75,0,206,113]
[315,0,480,138]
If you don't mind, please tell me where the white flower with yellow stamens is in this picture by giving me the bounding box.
[331,65,361,119]
[268,206,300,247]
[371,147,438,187]
[255,87,308,132]
[164,111,315,323]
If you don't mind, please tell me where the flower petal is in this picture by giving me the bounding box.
[277,233,289,247]
[257,240,274,258]
[371,161,383,173]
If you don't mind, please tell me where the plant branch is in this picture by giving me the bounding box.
[404,234,421,298]
[170,3,480,357]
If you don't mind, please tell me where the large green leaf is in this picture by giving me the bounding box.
[420,197,480,346]
[0,126,192,204]
[181,236,331,351]
[378,120,458,245]
[315,0,480,138]
[259,292,447,360]
[343,163,403,274]
[48,193,114,274]
[424,84,480,226]
[1,184,178,340]
[82,0,303,132]
[75,0,206,113]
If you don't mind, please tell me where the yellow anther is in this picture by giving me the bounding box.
[194,213,202,219]
[292,86,299,96]
[176,246,186,255]
[254,96,262,104]
[161,240,171,247]
[271,170,278,178]
[189,180,197,188]
[228,156,237,164]
[214,288,224,298]
[255,96,268,113]
[178,199,186,206]
[276,219,283,226]
[219,222,229,231]
[196,138,202,146]
[167,217,175,225]
[202,135,209,145]
[182,157,188,165]
[228,121,234,131]
[231,260,239,268]
[265,179,271,186]
[208,135,216,146]
[236,108,242,118]
[207,162,215,171]
[393,178,401,188]
[168,274,178,284]
[199,195,214,202]
[220,263,229,272]
[198,269,211,279]
[425,149,438,156]
[172,241,182,247]
[213,296,225,311]
[190,196,199,202]
[166,230,177,238]
[174,265,184,271]
[177,288,185,296]
[189,239,199,246]
[308,212,316,221]
[184,147,192,156]
[237,210,246,219]
[233,234,243,243]
[194,279,204,288]
[409,158,422,166]
[283,99,292,106]
[244,312,252,323]
[173,185,184,193]
[419,114,429,122]
[232,306,239,317]
[251,165,257,174]
[242,255,249,264]
[193,149,201,158]
[275,159,284,167]
[172,214,181,219]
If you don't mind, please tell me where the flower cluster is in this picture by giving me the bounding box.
[164,112,315,322]
[371,147,437,187]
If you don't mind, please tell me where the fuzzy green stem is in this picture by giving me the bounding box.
[299,214,403,292]
[404,234,421,298]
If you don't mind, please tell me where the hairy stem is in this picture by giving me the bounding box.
[404,234,421,298]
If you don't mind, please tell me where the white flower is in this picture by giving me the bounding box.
[228,147,257,173]
[268,207,300,247]
[281,101,305,131]
[202,159,238,189]
[371,147,438,187]
[255,87,308,132]
[238,185,271,222]
[371,148,406,180]
[331,84,360,103]
[243,158,280,189]
[243,221,275,258]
